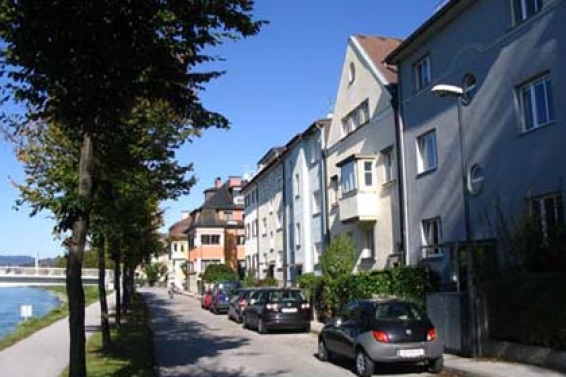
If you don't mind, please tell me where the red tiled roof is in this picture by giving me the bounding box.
[353,35,402,84]
[169,216,191,239]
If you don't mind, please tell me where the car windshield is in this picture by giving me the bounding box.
[374,302,423,321]
[267,290,305,303]
[218,282,239,295]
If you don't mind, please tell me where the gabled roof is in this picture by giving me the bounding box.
[169,216,192,239]
[201,180,242,211]
[352,35,403,85]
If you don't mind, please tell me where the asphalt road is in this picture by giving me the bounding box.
[141,287,449,377]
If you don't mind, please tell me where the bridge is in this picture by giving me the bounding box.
[0,266,114,288]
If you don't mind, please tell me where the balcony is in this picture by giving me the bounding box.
[339,190,379,222]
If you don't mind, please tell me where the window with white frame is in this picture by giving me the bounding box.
[416,130,437,174]
[363,228,375,258]
[529,193,564,239]
[276,209,283,230]
[382,148,394,183]
[519,74,554,131]
[312,190,321,215]
[422,217,443,257]
[201,259,221,271]
[340,161,356,195]
[341,100,370,137]
[348,62,356,85]
[252,220,258,237]
[513,0,542,24]
[295,223,301,248]
[262,217,267,236]
[294,173,300,198]
[314,242,322,265]
[201,234,220,245]
[363,160,374,187]
[414,55,431,91]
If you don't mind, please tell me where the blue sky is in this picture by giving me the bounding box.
[0,1,444,258]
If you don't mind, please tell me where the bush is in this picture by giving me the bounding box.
[202,264,238,283]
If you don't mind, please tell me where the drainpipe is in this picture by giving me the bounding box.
[281,159,288,287]
[316,121,331,249]
[390,84,408,266]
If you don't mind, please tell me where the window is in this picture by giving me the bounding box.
[348,62,356,85]
[201,259,220,271]
[296,223,301,248]
[416,130,437,174]
[201,234,220,245]
[330,176,339,206]
[276,210,283,230]
[363,228,375,259]
[529,193,564,239]
[237,235,245,245]
[462,74,477,104]
[382,148,394,183]
[245,224,250,240]
[341,161,356,195]
[262,217,267,236]
[519,75,554,131]
[363,160,374,187]
[341,100,370,137]
[513,0,542,24]
[414,55,431,91]
[294,173,300,198]
[422,217,442,257]
[252,220,258,237]
[312,190,321,215]
[224,211,233,221]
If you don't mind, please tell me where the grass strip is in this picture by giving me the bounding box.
[61,292,154,377]
[0,285,101,351]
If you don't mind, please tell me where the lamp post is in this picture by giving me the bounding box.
[431,84,477,357]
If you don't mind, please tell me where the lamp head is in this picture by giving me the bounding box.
[432,84,463,97]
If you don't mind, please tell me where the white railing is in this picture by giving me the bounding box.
[0,266,113,280]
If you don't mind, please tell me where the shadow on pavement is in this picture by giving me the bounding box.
[143,290,289,376]
[312,353,430,376]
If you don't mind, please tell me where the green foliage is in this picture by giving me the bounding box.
[256,276,278,287]
[142,262,167,286]
[242,268,257,287]
[320,234,356,279]
[201,264,237,283]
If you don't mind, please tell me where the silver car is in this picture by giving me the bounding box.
[317,299,444,376]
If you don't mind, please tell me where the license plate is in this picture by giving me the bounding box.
[397,348,424,358]
[281,307,297,313]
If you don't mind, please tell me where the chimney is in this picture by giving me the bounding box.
[181,210,190,220]
[215,177,222,188]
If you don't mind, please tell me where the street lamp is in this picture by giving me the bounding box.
[431,83,477,357]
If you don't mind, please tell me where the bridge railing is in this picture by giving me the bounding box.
[0,266,113,280]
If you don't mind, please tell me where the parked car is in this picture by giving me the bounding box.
[227,287,259,323]
[201,289,213,310]
[317,298,444,377]
[242,287,311,333]
[210,280,241,314]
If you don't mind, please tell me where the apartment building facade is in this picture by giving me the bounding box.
[168,211,191,289]
[186,177,246,293]
[386,0,566,282]
[325,35,404,271]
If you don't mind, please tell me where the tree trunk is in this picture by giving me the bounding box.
[113,249,121,326]
[122,263,132,313]
[67,131,94,377]
[98,234,110,349]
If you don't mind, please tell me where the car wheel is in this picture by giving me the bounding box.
[318,339,331,362]
[427,356,444,374]
[355,349,375,377]
[257,318,268,334]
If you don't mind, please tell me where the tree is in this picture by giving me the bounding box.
[0,2,264,376]
[202,264,238,283]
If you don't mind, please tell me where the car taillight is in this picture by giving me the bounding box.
[372,331,390,343]
[301,303,310,309]
[266,303,279,311]
[427,328,437,341]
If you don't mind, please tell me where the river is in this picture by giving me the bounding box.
[0,287,61,340]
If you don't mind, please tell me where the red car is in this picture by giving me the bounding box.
[201,289,212,310]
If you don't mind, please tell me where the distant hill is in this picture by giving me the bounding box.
[0,255,61,267]
[0,255,35,266]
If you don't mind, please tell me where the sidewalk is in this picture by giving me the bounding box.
[183,290,564,377]
[0,294,115,377]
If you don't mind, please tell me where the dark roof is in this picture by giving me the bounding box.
[353,35,403,84]
[201,180,242,210]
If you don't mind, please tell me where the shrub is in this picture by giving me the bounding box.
[202,264,238,283]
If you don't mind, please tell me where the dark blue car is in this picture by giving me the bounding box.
[210,280,241,314]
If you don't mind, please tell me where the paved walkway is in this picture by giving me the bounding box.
[0,293,115,377]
